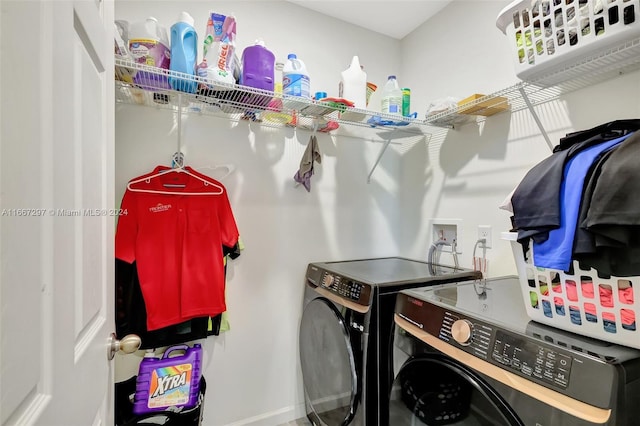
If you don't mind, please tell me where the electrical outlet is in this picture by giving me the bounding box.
[478,225,492,248]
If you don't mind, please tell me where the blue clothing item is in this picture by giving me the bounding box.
[533,133,633,270]
[569,307,582,325]
[603,319,617,334]
[623,322,637,331]
[542,300,552,318]
[585,312,598,323]
[555,303,566,316]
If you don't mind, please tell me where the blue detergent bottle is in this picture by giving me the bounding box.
[169,12,198,93]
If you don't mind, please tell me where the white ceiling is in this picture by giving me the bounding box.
[285,0,454,39]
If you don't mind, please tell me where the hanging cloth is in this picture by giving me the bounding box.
[293,134,321,192]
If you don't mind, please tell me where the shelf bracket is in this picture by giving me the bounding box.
[367,136,393,184]
[518,86,554,151]
[174,93,184,167]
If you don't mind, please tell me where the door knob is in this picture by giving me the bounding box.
[107,332,141,360]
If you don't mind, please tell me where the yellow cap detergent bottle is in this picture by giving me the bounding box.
[133,344,203,415]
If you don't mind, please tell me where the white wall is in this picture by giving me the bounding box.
[399,0,640,278]
[114,1,404,425]
[114,1,640,424]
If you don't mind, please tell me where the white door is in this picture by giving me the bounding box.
[1,1,118,425]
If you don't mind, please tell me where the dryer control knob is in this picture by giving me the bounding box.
[451,319,473,346]
[322,273,334,288]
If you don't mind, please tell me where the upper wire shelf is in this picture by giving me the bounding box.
[114,58,429,137]
[116,34,640,134]
[426,35,640,129]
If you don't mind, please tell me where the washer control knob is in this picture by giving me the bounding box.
[451,319,473,346]
[322,274,334,288]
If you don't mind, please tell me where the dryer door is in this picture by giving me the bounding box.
[390,355,524,426]
[300,297,358,426]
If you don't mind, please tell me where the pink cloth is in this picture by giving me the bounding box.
[549,280,636,325]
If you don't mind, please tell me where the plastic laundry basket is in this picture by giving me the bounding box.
[496,0,640,86]
[503,232,640,349]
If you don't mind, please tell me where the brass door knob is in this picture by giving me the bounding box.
[107,333,141,360]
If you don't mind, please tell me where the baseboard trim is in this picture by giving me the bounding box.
[220,403,307,426]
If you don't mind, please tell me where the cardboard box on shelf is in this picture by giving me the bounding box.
[458,94,509,116]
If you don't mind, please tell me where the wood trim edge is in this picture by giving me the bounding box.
[394,315,611,424]
[313,286,370,314]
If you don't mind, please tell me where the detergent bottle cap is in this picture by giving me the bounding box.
[144,349,156,358]
[254,39,266,47]
[287,53,297,60]
[177,11,194,27]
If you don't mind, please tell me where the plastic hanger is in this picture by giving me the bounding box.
[191,163,236,181]
[126,165,224,196]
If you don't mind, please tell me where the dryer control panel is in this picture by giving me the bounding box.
[305,264,372,307]
[321,272,363,300]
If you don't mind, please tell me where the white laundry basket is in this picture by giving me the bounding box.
[503,232,640,349]
[496,0,640,85]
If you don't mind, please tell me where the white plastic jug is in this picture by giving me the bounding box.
[339,56,367,109]
[381,75,402,115]
[283,53,310,98]
[128,17,171,89]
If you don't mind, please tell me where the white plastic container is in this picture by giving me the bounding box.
[496,0,640,86]
[339,56,367,109]
[380,75,402,115]
[283,53,310,98]
[128,17,171,89]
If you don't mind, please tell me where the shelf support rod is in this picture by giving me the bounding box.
[367,135,393,184]
[173,93,184,168]
[518,86,554,151]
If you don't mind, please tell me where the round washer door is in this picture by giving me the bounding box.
[299,297,358,425]
[390,355,523,426]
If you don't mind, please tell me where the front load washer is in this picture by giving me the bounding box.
[299,256,481,426]
[392,276,640,425]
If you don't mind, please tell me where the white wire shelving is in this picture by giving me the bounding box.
[115,34,640,163]
[114,58,428,136]
[425,35,640,148]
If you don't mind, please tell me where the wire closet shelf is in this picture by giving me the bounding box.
[114,58,427,135]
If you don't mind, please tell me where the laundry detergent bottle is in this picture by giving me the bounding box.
[283,53,310,98]
[128,17,171,89]
[168,12,198,93]
[133,344,203,414]
[241,39,275,91]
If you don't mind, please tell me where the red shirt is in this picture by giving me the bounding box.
[115,166,240,331]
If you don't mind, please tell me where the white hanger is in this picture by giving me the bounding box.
[190,163,236,181]
[127,166,224,196]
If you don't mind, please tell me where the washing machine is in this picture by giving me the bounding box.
[299,256,482,426]
[391,276,640,425]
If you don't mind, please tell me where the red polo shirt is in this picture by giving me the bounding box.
[115,166,240,331]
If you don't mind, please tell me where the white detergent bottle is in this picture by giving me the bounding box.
[128,17,171,89]
[381,75,402,115]
[283,53,310,98]
[339,56,367,109]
